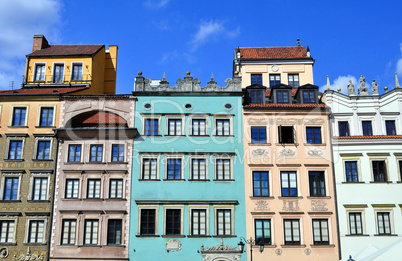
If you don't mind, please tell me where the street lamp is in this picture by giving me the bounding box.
[238,237,264,261]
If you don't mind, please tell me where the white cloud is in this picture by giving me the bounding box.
[190,20,240,51]
[396,43,402,76]
[144,0,169,9]
[0,0,62,89]
[159,50,197,65]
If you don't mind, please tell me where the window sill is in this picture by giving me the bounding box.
[307,196,330,199]
[32,159,53,161]
[304,143,327,146]
[258,244,277,248]
[136,235,160,237]
[141,135,162,137]
[138,179,160,182]
[374,234,398,236]
[103,244,126,248]
[27,200,50,203]
[189,135,210,137]
[248,143,271,146]
[369,181,392,184]
[108,198,127,201]
[108,161,128,164]
[165,135,186,137]
[280,244,306,248]
[276,143,299,146]
[187,235,212,238]
[65,162,83,164]
[0,200,21,203]
[87,162,107,164]
[78,245,102,248]
[345,234,370,237]
[212,235,236,238]
[23,243,46,246]
[0,242,17,246]
[35,126,56,128]
[278,196,303,199]
[213,179,235,182]
[249,196,274,199]
[188,179,210,182]
[161,235,186,238]
[341,181,365,184]
[163,179,185,181]
[3,159,24,162]
[8,126,28,128]
[213,135,234,137]
[310,244,335,248]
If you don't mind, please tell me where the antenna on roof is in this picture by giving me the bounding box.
[9,81,17,90]
[297,38,301,47]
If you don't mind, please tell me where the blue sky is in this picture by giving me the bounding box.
[0,0,402,94]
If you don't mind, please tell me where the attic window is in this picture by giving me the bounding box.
[248,89,264,104]
[276,90,289,103]
[278,126,295,144]
[303,90,315,103]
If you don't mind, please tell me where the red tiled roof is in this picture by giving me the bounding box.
[72,111,127,127]
[244,103,326,108]
[265,88,298,97]
[28,45,103,56]
[333,135,402,140]
[239,47,308,60]
[0,87,88,95]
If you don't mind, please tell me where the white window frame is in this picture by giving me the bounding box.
[214,154,234,181]
[335,118,352,137]
[359,117,375,135]
[67,143,83,162]
[304,125,324,145]
[110,143,125,162]
[137,205,159,236]
[164,154,185,180]
[52,62,65,84]
[188,205,209,236]
[165,114,185,136]
[85,177,102,199]
[64,177,80,199]
[281,216,304,245]
[163,205,184,236]
[89,144,104,163]
[0,172,22,200]
[24,216,47,244]
[213,114,233,136]
[214,205,234,236]
[278,169,300,197]
[189,114,209,136]
[70,62,84,81]
[382,116,399,135]
[60,218,78,245]
[33,136,53,160]
[9,105,29,127]
[37,104,56,127]
[108,177,124,199]
[28,172,51,201]
[6,137,26,160]
[250,168,272,197]
[252,215,274,246]
[342,157,362,182]
[83,218,100,245]
[311,217,332,245]
[141,115,161,136]
[0,216,18,243]
[189,155,209,180]
[306,168,328,198]
[32,62,46,82]
[140,154,160,180]
[277,124,297,144]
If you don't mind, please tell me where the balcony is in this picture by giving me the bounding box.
[23,74,92,86]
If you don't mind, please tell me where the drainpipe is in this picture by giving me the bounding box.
[328,109,342,260]
[46,131,59,261]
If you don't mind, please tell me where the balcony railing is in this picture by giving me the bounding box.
[23,74,92,85]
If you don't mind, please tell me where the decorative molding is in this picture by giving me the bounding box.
[165,239,181,252]
[307,149,323,157]
[12,247,43,261]
[311,200,328,211]
[275,249,282,256]
[0,247,8,259]
[366,153,390,156]
[201,239,242,261]
[339,153,363,157]
[282,200,300,211]
[279,149,295,157]
[247,118,268,125]
[371,204,396,208]
[251,149,269,158]
[303,118,325,124]
[304,248,312,255]
[254,201,270,211]
[343,204,368,208]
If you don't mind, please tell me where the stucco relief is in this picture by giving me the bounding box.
[201,239,242,261]
[247,118,268,125]
[275,249,282,256]
[275,118,301,125]
[311,200,328,211]
[307,149,324,157]
[0,248,8,259]
[305,248,312,255]
[279,149,295,157]
[282,200,300,211]
[251,149,269,158]
[255,200,270,211]
[165,239,181,252]
[303,118,324,124]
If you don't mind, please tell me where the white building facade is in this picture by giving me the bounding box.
[325,77,402,260]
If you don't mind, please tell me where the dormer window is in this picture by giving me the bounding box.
[53,64,64,84]
[71,63,83,81]
[303,90,315,103]
[276,90,289,103]
[249,89,265,104]
[34,64,46,82]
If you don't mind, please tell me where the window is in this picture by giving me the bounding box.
[276,90,289,103]
[312,219,329,245]
[278,126,294,144]
[399,160,402,180]
[345,161,358,182]
[216,159,231,180]
[87,179,101,198]
[166,209,181,235]
[191,119,206,135]
[142,158,158,180]
[281,171,297,197]
[65,179,79,199]
[306,127,321,144]
[385,120,396,135]
[349,213,363,235]
[111,144,124,162]
[8,140,22,159]
[216,209,231,236]
[303,90,315,103]
[377,212,391,235]
[167,159,182,180]
[3,177,19,200]
[90,145,103,162]
[107,219,122,245]
[288,74,299,88]
[68,145,81,162]
[27,220,45,243]
[362,121,372,135]
[269,74,280,86]
[216,119,230,136]
[338,122,349,137]
[71,63,83,81]
[61,219,76,245]
[84,220,99,245]
[191,158,207,180]
[251,127,266,143]
[140,209,156,235]
[36,140,51,160]
[168,119,182,135]
[284,219,300,245]
[309,171,325,197]
[53,64,64,83]
[249,90,264,104]
[372,160,387,182]
[0,220,15,243]
[32,177,48,200]
[251,74,262,85]
[12,107,26,126]
[191,209,207,236]
[253,171,269,197]
[34,64,45,81]
[255,219,271,245]
[39,107,54,126]
[109,179,123,199]
[144,119,159,135]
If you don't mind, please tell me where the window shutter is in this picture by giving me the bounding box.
[278,126,282,143]
[293,126,297,143]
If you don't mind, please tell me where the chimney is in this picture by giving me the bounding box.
[32,35,49,52]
